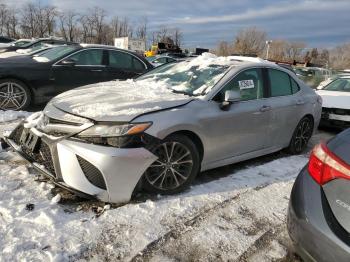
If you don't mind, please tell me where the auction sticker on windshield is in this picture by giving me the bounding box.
[239,80,254,89]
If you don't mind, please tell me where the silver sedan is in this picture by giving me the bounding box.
[4,55,322,203]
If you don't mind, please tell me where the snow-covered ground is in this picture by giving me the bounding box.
[0,111,336,261]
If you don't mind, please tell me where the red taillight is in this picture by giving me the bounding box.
[308,143,350,185]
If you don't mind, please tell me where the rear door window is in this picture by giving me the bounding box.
[108,50,145,71]
[268,69,299,97]
[69,49,104,66]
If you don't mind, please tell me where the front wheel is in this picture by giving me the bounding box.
[287,116,314,154]
[0,79,31,111]
[143,134,200,194]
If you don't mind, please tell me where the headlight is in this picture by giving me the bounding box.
[77,122,152,138]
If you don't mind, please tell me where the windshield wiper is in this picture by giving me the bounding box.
[171,90,194,97]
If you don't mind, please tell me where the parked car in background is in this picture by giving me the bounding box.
[0,44,153,110]
[317,72,350,90]
[288,128,350,262]
[0,37,73,54]
[317,76,350,129]
[4,54,322,203]
[147,55,176,67]
[147,55,188,67]
[0,43,55,59]
[0,36,15,44]
[0,38,32,49]
[295,67,332,88]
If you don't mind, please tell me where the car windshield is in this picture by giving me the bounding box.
[136,61,229,96]
[12,40,31,47]
[33,46,78,62]
[295,68,315,77]
[324,78,350,92]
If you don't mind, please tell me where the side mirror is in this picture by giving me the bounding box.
[60,58,76,66]
[220,90,240,111]
[225,90,241,102]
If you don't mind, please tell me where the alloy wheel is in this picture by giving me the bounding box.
[145,142,194,191]
[0,82,27,110]
[294,118,312,152]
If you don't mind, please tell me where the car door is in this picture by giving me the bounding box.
[105,50,147,80]
[51,48,107,93]
[265,68,304,147]
[203,68,272,161]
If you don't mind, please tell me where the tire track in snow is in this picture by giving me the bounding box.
[130,192,244,261]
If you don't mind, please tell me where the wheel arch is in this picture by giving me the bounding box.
[302,114,315,128]
[165,130,204,162]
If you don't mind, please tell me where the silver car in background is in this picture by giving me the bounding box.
[4,54,322,203]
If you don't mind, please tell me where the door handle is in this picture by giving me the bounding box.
[260,105,271,112]
[91,69,103,72]
[296,99,305,105]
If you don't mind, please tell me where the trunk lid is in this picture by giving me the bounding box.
[322,129,350,233]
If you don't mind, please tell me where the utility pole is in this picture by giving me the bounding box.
[265,40,272,59]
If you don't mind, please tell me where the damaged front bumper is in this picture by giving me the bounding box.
[4,124,158,203]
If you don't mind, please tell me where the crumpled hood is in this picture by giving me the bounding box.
[50,80,193,122]
[317,90,350,110]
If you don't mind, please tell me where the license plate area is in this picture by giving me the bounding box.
[20,129,40,152]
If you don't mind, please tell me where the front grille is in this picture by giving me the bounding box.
[10,124,24,144]
[22,141,56,176]
[48,117,81,126]
[45,131,69,137]
[322,107,350,116]
[77,156,107,190]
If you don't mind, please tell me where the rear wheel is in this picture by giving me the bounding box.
[0,79,31,111]
[143,134,200,194]
[288,116,314,154]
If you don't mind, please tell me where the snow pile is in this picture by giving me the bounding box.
[0,110,31,123]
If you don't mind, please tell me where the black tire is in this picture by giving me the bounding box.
[143,134,200,195]
[0,78,31,111]
[287,116,314,154]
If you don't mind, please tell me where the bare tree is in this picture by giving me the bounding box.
[0,2,7,35]
[330,43,350,69]
[173,28,182,47]
[285,41,306,62]
[216,41,232,56]
[232,27,267,55]
[20,2,37,38]
[135,17,147,40]
[58,11,79,42]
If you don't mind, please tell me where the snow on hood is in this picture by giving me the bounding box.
[317,90,350,109]
[50,79,193,122]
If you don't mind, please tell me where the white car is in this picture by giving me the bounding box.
[317,76,350,128]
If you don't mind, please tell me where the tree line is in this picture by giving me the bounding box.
[0,1,183,47]
[216,27,350,70]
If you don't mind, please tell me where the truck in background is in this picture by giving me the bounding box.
[114,37,146,53]
[144,42,182,57]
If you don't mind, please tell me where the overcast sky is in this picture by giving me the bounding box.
[10,0,350,48]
